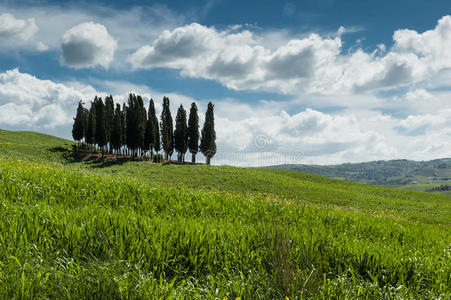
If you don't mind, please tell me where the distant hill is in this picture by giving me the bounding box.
[264,159,451,194]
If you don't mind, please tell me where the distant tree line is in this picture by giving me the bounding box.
[72,94,216,164]
[428,184,451,192]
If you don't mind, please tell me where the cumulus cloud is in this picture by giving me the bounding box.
[0,13,38,41]
[214,104,451,166]
[0,69,99,130]
[1,69,451,166]
[130,16,451,95]
[60,22,117,69]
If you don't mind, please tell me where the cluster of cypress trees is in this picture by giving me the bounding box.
[72,94,216,164]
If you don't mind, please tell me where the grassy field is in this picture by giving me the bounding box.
[0,129,450,298]
[396,183,451,196]
[266,159,451,195]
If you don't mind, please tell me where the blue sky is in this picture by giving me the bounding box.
[1,0,451,166]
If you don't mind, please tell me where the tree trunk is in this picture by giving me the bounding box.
[191,153,196,164]
[206,157,211,165]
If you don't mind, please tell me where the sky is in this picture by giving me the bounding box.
[1,0,451,166]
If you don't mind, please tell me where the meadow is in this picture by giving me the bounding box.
[0,129,450,298]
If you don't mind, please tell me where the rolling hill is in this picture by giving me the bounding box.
[265,159,451,195]
[0,129,450,298]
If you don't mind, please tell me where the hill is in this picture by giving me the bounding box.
[0,129,450,298]
[264,159,451,195]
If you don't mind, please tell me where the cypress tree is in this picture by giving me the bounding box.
[160,96,174,160]
[81,106,89,148]
[136,95,147,156]
[111,103,123,157]
[121,103,127,155]
[153,110,161,162]
[174,104,188,162]
[72,100,85,149]
[187,102,199,163]
[105,95,115,153]
[95,96,107,156]
[86,101,96,150]
[126,94,138,155]
[200,102,216,165]
[145,99,156,157]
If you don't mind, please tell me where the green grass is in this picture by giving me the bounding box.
[0,129,450,298]
[265,159,451,187]
[1,129,449,224]
[396,182,451,196]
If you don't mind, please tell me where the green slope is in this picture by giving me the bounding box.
[265,159,451,194]
[0,129,449,224]
[0,129,450,298]
[0,129,73,163]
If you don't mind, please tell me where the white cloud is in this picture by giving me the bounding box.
[0,4,186,68]
[0,69,99,130]
[214,104,451,166]
[0,13,37,41]
[60,22,117,69]
[1,69,451,166]
[130,16,451,95]
[36,41,49,51]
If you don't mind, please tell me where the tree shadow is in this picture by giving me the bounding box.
[50,146,70,153]
[65,150,148,168]
[89,158,130,168]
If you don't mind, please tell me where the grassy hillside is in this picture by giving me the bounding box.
[265,159,451,194]
[0,129,450,298]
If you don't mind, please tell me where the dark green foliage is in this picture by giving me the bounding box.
[104,95,114,145]
[144,99,157,154]
[126,94,139,153]
[136,95,147,153]
[125,94,147,155]
[121,103,127,153]
[160,96,173,160]
[70,94,215,162]
[72,101,85,143]
[152,153,163,163]
[86,101,96,146]
[187,102,199,163]
[94,97,107,150]
[81,107,89,141]
[153,115,161,154]
[110,104,122,153]
[174,104,188,162]
[200,102,216,165]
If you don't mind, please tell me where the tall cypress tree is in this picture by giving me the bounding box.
[72,100,85,148]
[136,95,147,156]
[81,106,89,148]
[126,94,138,155]
[111,103,123,157]
[86,101,96,150]
[121,103,127,155]
[145,98,156,157]
[95,96,107,156]
[200,102,216,165]
[187,102,199,163]
[104,95,115,153]
[153,108,161,161]
[160,96,174,160]
[174,104,188,162]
